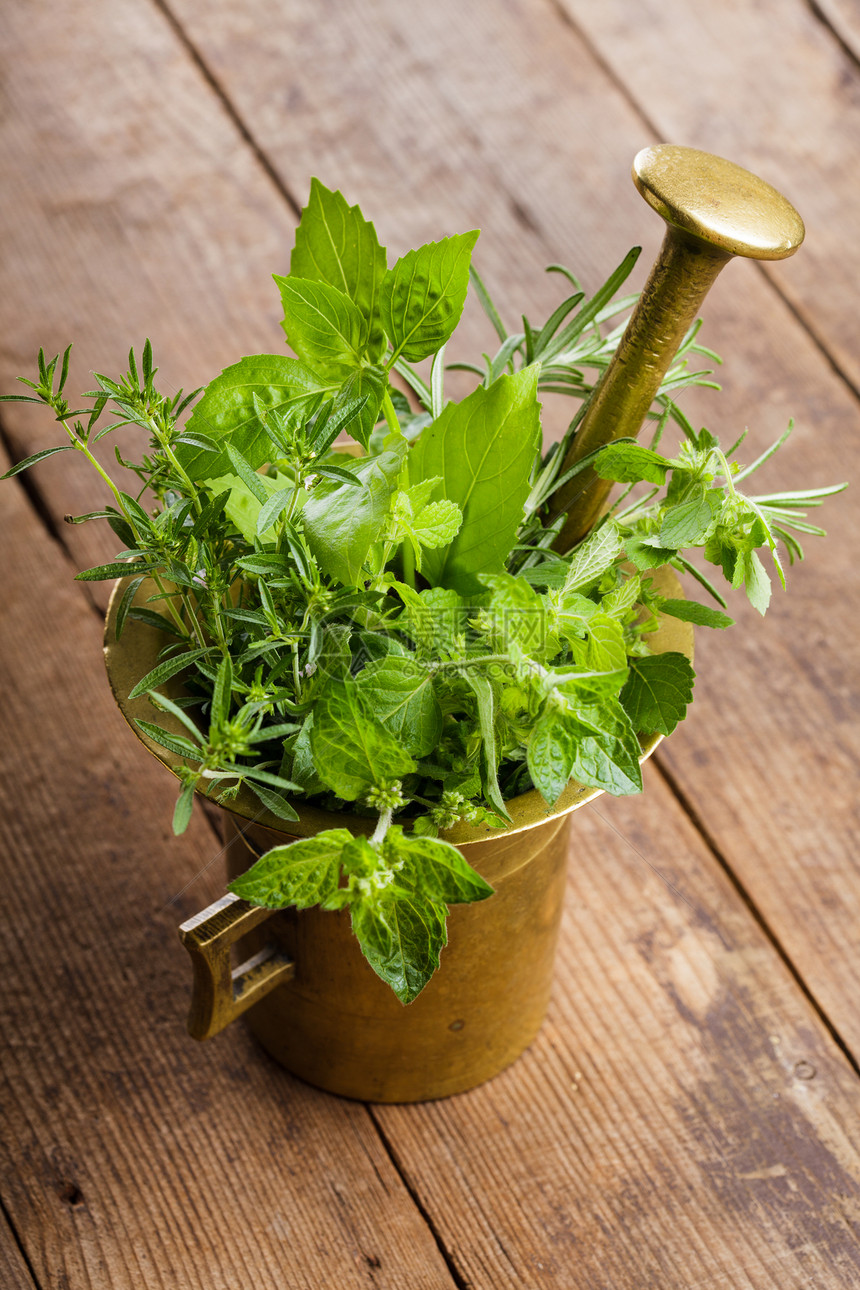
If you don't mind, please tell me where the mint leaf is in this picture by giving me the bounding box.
[311,678,416,800]
[527,706,578,806]
[383,826,494,904]
[563,521,624,592]
[181,355,334,479]
[594,442,672,484]
[657,598,734,629]
[353,657,442,758]
[228,829,352,908]
[302,444,405,585]
[397,585,467,659]
[659,491,720,548]
[291,179,387,361]
[351,889,448,1003]
[381,230,479,363]
[412,367,541,594]
[620,652,695,736]
[570,699,643,796]
[479,572,558,662]
[274,275,366,379]
[737,548,772,615]
[329,366,387,450]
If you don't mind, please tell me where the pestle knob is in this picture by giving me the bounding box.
[552,145,805,551]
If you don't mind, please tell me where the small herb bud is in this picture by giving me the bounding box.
[365,781,407,813]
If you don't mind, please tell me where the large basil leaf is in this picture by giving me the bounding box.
[310,678,416,800]
[381,230,479,363]
[570,698,643,796]
[620,652,695,736]
[228,830,352,909]
[527,706,579,807]
[290,179,387,362]
[350,889,448,1004]
[353,657,442,758]
[180,354,334,479]
[302,443,405,586]
[274,275,366,380]
[383,826,494,904]
[411,366,541,594]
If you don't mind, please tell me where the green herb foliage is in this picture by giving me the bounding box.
[2,183,844,1002]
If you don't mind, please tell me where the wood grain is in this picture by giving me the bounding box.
[0,1214,37,1290]
[0,441,456,1288]
[0,0,297,604]
[816,0,860,61]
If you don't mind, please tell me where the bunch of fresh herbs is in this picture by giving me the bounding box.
[2,181,843,1002]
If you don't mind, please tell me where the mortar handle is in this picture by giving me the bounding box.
[178,894,294,1040]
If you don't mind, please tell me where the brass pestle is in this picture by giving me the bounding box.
[552,145,805,552]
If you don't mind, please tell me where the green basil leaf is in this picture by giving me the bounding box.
[659,491,720,549]
[381,230,479,363]
[384,827,494,904]
[527,707,579,807]
[412,367,541,594]
[620,651,696,737]
[350,888,448,1003]
[353,657,442,758]
[594,441,673,484]
[181,354,334,479]
[291,179,388,361]
[228,829,352,909]
[311,678,416,800]
[328,367,387,450]
[274,275,365,379]
[570,699,644,795]
[302,444,405,585]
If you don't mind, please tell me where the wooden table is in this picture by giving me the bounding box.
[2,2,859,1286]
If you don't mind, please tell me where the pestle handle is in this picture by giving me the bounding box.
[552,145,805,551]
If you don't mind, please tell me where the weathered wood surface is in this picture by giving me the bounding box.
[0,1214,37,1290]
[2,0,860,1287]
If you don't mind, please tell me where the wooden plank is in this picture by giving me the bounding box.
[374,778,860,1287]
[0,0,299,605]
[816,0,860,60]
[0,476,455,1281]
[154,0,860,1061]
[0,1214,37,1290]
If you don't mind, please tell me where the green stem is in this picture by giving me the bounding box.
[371,809,393,846]
[401,538,416,590]
[381,390,402,438]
